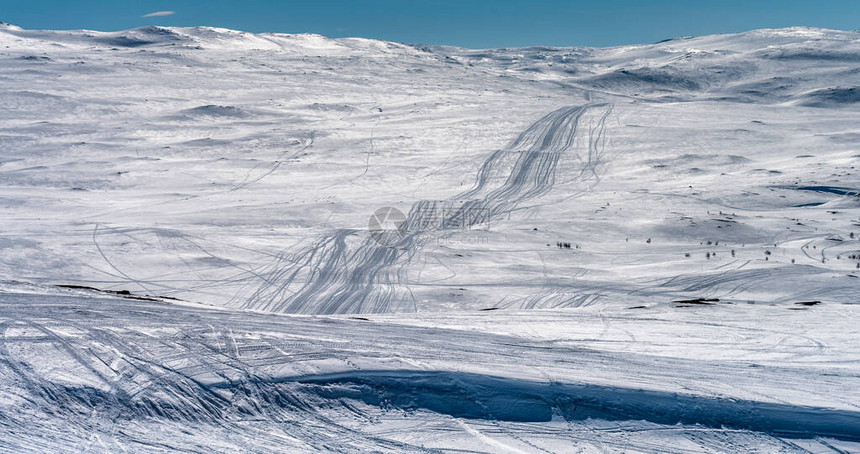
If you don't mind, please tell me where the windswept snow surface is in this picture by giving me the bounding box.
[1,284,858,452]
[0,24,859,452]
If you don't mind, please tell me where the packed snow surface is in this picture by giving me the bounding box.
[0,24,858,452]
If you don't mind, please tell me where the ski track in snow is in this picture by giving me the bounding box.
[241,103,612,314]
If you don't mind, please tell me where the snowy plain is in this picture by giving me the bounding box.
[0,23,858,452]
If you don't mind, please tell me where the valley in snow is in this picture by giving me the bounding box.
[0,23,858,452]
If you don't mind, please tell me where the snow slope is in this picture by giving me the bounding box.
[0,283,858,452]
[1,24,858,312]
[0,23,858,452]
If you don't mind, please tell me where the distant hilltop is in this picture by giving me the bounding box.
[2,23,858,106]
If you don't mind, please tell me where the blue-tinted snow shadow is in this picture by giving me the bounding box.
[288,370,860,441]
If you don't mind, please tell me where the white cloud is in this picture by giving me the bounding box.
[142,11,175,18]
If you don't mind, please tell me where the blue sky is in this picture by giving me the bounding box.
[2,0,858,48]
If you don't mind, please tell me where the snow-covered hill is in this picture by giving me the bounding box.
[0,24,858,452]
[1,24,857,312]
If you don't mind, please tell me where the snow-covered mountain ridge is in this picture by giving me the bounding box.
[3,24,857,104]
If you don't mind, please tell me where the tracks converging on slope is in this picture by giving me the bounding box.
[240,103,613,314]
